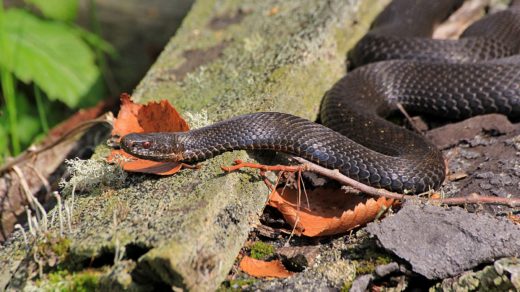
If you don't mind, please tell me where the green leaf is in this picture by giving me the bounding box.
[17,114,41,145]
[0,119,10,161]
[0,91,31,156]
[4,91,41,147]
[0,9,100,108]
[24,0,78,22]
[73,26,117,57]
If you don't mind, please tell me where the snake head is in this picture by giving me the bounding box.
[120,132,185,162]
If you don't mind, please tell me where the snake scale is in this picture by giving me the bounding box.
[120,0,520,194]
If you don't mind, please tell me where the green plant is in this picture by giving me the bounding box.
[38,269,102,291]
[0,0,114,163]
[249,241,275,260]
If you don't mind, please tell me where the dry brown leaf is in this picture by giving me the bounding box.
[107,93,190,175]
[268,187,394,237]
[47,100,112,140]
[429,193,442,199]
[508,214,520,225]
[239,256,293,278]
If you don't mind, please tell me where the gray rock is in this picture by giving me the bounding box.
[374,262,400,278]
[349,274,373,292]
[366,203,520,280]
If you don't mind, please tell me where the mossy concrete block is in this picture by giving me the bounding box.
[132,0,387,122]
[0,0,388,291]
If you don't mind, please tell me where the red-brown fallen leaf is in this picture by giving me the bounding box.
[111,93,142,138]
[108,150,183,175]
[508,214,520,225]
[268,187,394,237]
[429,192,442,199]
[107,93,190,174]
[47,100,113,142]
[239,256,293,278]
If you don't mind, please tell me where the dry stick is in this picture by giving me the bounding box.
[0,114,114,175]
[28,164,51,197]
[222,160,303,173]
[395,102,424,134]
[12,165,48,232]
[259,170,305,239]
[301,173,311,209]
[293,157,520,207]
[222,159,520,208]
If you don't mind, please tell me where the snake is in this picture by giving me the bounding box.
[119,0,520,194]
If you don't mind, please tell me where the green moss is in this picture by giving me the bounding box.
[341,280,353,292]
[366,250,391,262]
[34,234,72,269]
[42,269,102,291]
[218,278,257,291]
[249,241,275,260]
[36,234,71,255]
[132,0,392,138]
[52,237,72,256]
[72,272,100,292]
[354,254,393,275]
[267,62,340,120]
[333,0,388,55]
[348,244,393,276]
[353,260,373,275]
[47,270,68,283]
[231,278,256,286]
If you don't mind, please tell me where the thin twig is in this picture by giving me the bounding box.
[292,157,520,207]
[223,158,520,208]
[259,169,304,240]
[396,102,424,134]
[0,114,113,175]
[12,165,48,231]
[222,160,305,173]
[295,157,520,208]
[28,164,51,197]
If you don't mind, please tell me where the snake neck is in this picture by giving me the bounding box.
[177,112,444,193]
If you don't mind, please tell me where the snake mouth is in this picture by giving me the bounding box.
[122,143,184,162]
[119,133,185,162]
[122,147,184,162]
[137,152,184,162]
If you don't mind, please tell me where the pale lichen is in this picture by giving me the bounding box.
[184,109,212,129]
[59,157,127,194]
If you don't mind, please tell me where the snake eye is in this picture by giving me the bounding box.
[142,141,151,149]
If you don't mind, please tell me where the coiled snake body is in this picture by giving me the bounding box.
[121,0,520,194]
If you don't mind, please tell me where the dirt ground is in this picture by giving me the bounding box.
[430,114,520,214]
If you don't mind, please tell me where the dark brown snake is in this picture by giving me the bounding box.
[120,0,520,194]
